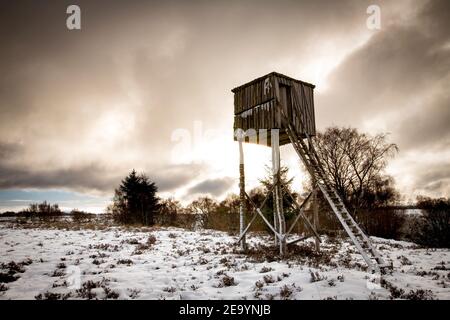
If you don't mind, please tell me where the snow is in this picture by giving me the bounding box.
[0,224,449,300]
[240,102,271,118]
[404,209,424,215]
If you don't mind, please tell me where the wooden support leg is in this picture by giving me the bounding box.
[245,192,284,242]
[273,189,279,246]
[237,183,277,244]
[284,189,320,242]
[238,137,246,251]
[313,185,320,251]
[310,143,320,252]
[272,137,279,246]
[273,184,281,248]
[277,182,287,255]
[272,129,286,255]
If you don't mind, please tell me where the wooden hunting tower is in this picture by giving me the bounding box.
[233,72,389,274]
[232,72,316,146]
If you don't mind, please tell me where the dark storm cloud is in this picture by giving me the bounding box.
[151,164,205,192]
[0,136,202,192]
[415,163,450,195]
[0,142,22,160]
[395,90,450,150]
[0,0,448,201]
[0,163,117,191]
[314,0,450,197]
[317,0,450,148]
[188,177,234,197]
[0,0,370,195]
[0,161,202,193]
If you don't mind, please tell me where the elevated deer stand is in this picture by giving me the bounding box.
[233,72,387,273]
[235,128,320,256]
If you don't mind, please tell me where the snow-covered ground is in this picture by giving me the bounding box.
[0,224,449,300]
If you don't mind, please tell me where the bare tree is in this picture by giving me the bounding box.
[187,197,218,215]
[187,196,218,229]
[314,127,399,210]
[158,198,183,226]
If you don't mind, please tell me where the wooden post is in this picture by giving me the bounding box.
[272,133,279,246]
[272,191,279,246]
[272,129,286,255]
[310,143,320,252]
[238,136,247,251]
[312,185,320,251]
[277,182,287,255]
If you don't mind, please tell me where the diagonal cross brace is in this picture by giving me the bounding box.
[244,192,284,241]
[237,180,319,245]
[287,235,312,245]
[236,183,276,244]
[285,190,313,234]
[283,186,321,242]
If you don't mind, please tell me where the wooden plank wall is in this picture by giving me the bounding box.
[233,99,277,132]
[234,75,275,115]
[233,74,316,140]
[290,81,316,136]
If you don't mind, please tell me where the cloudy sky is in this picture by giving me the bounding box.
[0,0,449,212]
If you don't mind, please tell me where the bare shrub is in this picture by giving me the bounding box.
[70,209,91,224]
[259,266,273,273]
[397,255,412,266]
[218,275,236,287]
[309,270,326,283]
[255,280,264,290]
[163,286,177,293]
[190,284,199,291]
[133,235,156,253]
[279,285,293,300]
[127,288,141,299]
[75,279,110,299]
[51,269,65,277]
[264,293,275,300]
[19,201,62,218]
[433,261,449,271]
[90,243,119,252]
[263,275,275,284]
[1,261,26,274]
[368,292,379,300]
[35,291,71,300]
[412,197,450,248]
[157,198,182,227]
[0,273,19,283]
[117,259,133,266]
[403,289,434,300]
[357,208,405,240]
[92,259,105,265]
[381,279,405,299]
[147,234,157,245]
[0,260,31,283]
[103,286,120,299]
[122,238,139,245]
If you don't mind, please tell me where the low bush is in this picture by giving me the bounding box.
[411,197,450,248]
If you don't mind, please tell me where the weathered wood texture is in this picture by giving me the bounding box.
[232,72,316,146]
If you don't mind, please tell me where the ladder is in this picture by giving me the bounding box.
[279,86,388,274]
